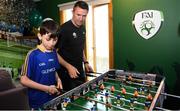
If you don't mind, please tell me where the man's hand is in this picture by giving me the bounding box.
[57,54,80,78]
[84,63,93,73]
[67,64,80,78]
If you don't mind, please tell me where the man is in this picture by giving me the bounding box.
[57,1,93,91]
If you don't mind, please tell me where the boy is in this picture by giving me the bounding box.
[20,18,62,109]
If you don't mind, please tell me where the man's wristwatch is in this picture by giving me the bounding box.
[84,61,89,64]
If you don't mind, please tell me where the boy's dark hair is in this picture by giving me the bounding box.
[73,1,89,11]
[39,19,59,38]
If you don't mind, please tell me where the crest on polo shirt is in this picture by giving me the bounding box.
[132,10,164,39]
[73,32,77,38]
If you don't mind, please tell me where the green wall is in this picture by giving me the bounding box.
[36,0,74,23]
[113,0,180,93]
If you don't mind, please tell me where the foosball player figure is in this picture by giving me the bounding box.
[116,93,121,100]
[146,93,153,101]
[85,87,89,92]
[134,89,139,99]
[99,84,105,93]
[130,98,135,110]
[137,87,141,93]
[141,86,145,95]
[106,101,112,109]
[70,94,75,102]
[100,96,104,101]
[128,75,133,82]
[147,80,153,88]
[110,86,115,93]
[144,101,151,110]
[121,87,126,97]
[105,90,109,101]
[121,88,126,95]
[116,94,121,106]
[91,104,97,111]
[63,98,70,108]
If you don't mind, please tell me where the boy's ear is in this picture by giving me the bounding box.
[37,33,42,41]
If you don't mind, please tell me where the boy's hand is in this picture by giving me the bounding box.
[48,85,58,94]
[56,78,63,90]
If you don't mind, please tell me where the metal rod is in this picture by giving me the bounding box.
[161,93,180,99]
[86,73,98,77]
[155,106,171,111]
[87,72,103,75]
[107,76,159,86]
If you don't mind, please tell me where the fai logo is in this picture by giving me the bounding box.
[132,10,164,39]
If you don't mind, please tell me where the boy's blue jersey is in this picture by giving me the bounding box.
[21,45,60,109]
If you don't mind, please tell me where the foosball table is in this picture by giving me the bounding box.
[43,69,165,111]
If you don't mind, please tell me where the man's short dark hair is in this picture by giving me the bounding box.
[73,1,89,11]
